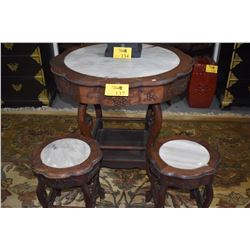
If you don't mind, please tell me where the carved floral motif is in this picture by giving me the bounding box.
[145,91,158,102]
[111,97,128,107]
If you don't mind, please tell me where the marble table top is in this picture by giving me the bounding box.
[159,140,210,169]
[64,44,180,78]
[40,138,90,168]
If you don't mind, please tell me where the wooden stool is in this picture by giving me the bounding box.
[146,136,220,208]
[32,134,104,208]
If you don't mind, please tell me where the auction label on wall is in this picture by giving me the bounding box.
[105,84,129,96]
[113,47,132,59]
[205,64,218,73]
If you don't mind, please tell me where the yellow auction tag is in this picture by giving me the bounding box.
[205,64,218,74]
[105,84,129,96]
[113,47,132,59]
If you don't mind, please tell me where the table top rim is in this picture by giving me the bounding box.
[150,136,220,179]
[32,134,102,179]
[50,44,193,88]
[64,44,181,79]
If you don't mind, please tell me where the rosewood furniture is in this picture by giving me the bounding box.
[146,136,220,207]
[50,44,193,170]
[32,134,104,208]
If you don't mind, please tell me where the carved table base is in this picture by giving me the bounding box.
[78,103,162,169]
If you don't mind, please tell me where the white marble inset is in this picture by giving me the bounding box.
[64,44,180,78]
[159,140,210,169]
[40,138,91,168]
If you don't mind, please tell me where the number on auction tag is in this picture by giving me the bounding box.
[105,84,129,96]
[113,47,132,59]
[205,64,218,73]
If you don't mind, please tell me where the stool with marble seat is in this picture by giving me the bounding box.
[32,134,104,208]
[146,136,220,208]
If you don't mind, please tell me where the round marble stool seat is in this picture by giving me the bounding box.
[32,134,104,208]
[146,136,220,208]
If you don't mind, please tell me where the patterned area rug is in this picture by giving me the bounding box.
[1,114,250,208]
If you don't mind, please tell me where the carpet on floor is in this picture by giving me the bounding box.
[1,113,250,208]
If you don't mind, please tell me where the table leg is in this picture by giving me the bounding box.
[36,179,49,208]
[81,183,95,208]
[202,183,214,208]
[145,161,154,202]
[145,104,162,202]
[146,103,162,148]
[145,104,153,130]
[78,103,93,138]
[155,178,167,208]
[93,104,103,137]
[94,104,103,127]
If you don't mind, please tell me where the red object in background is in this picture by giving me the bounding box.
[188,57,218,108]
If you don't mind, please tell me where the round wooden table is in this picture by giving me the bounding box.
[50,44,193,169]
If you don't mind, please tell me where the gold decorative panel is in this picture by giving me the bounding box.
[30,47,42,65]
[11,83,22,92]
[228,72,238,81]
[7,63,19,72]
[4,43,14,50]
[38,89,49,105]
[34,69,45,85]
[220,43,250,108]
[232,60,242,68]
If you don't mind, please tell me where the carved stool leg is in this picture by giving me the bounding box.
[91,170,105,200]
[47,188,61,207]
[190,188,203,208]
[82,183,95,208]
[202,184,214,208]
[145,190,153,203]
[36,179,49,208]
[96,171,105,199]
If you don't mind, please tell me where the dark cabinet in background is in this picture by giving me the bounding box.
[217,43,250,109]
[1,43,57,108]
